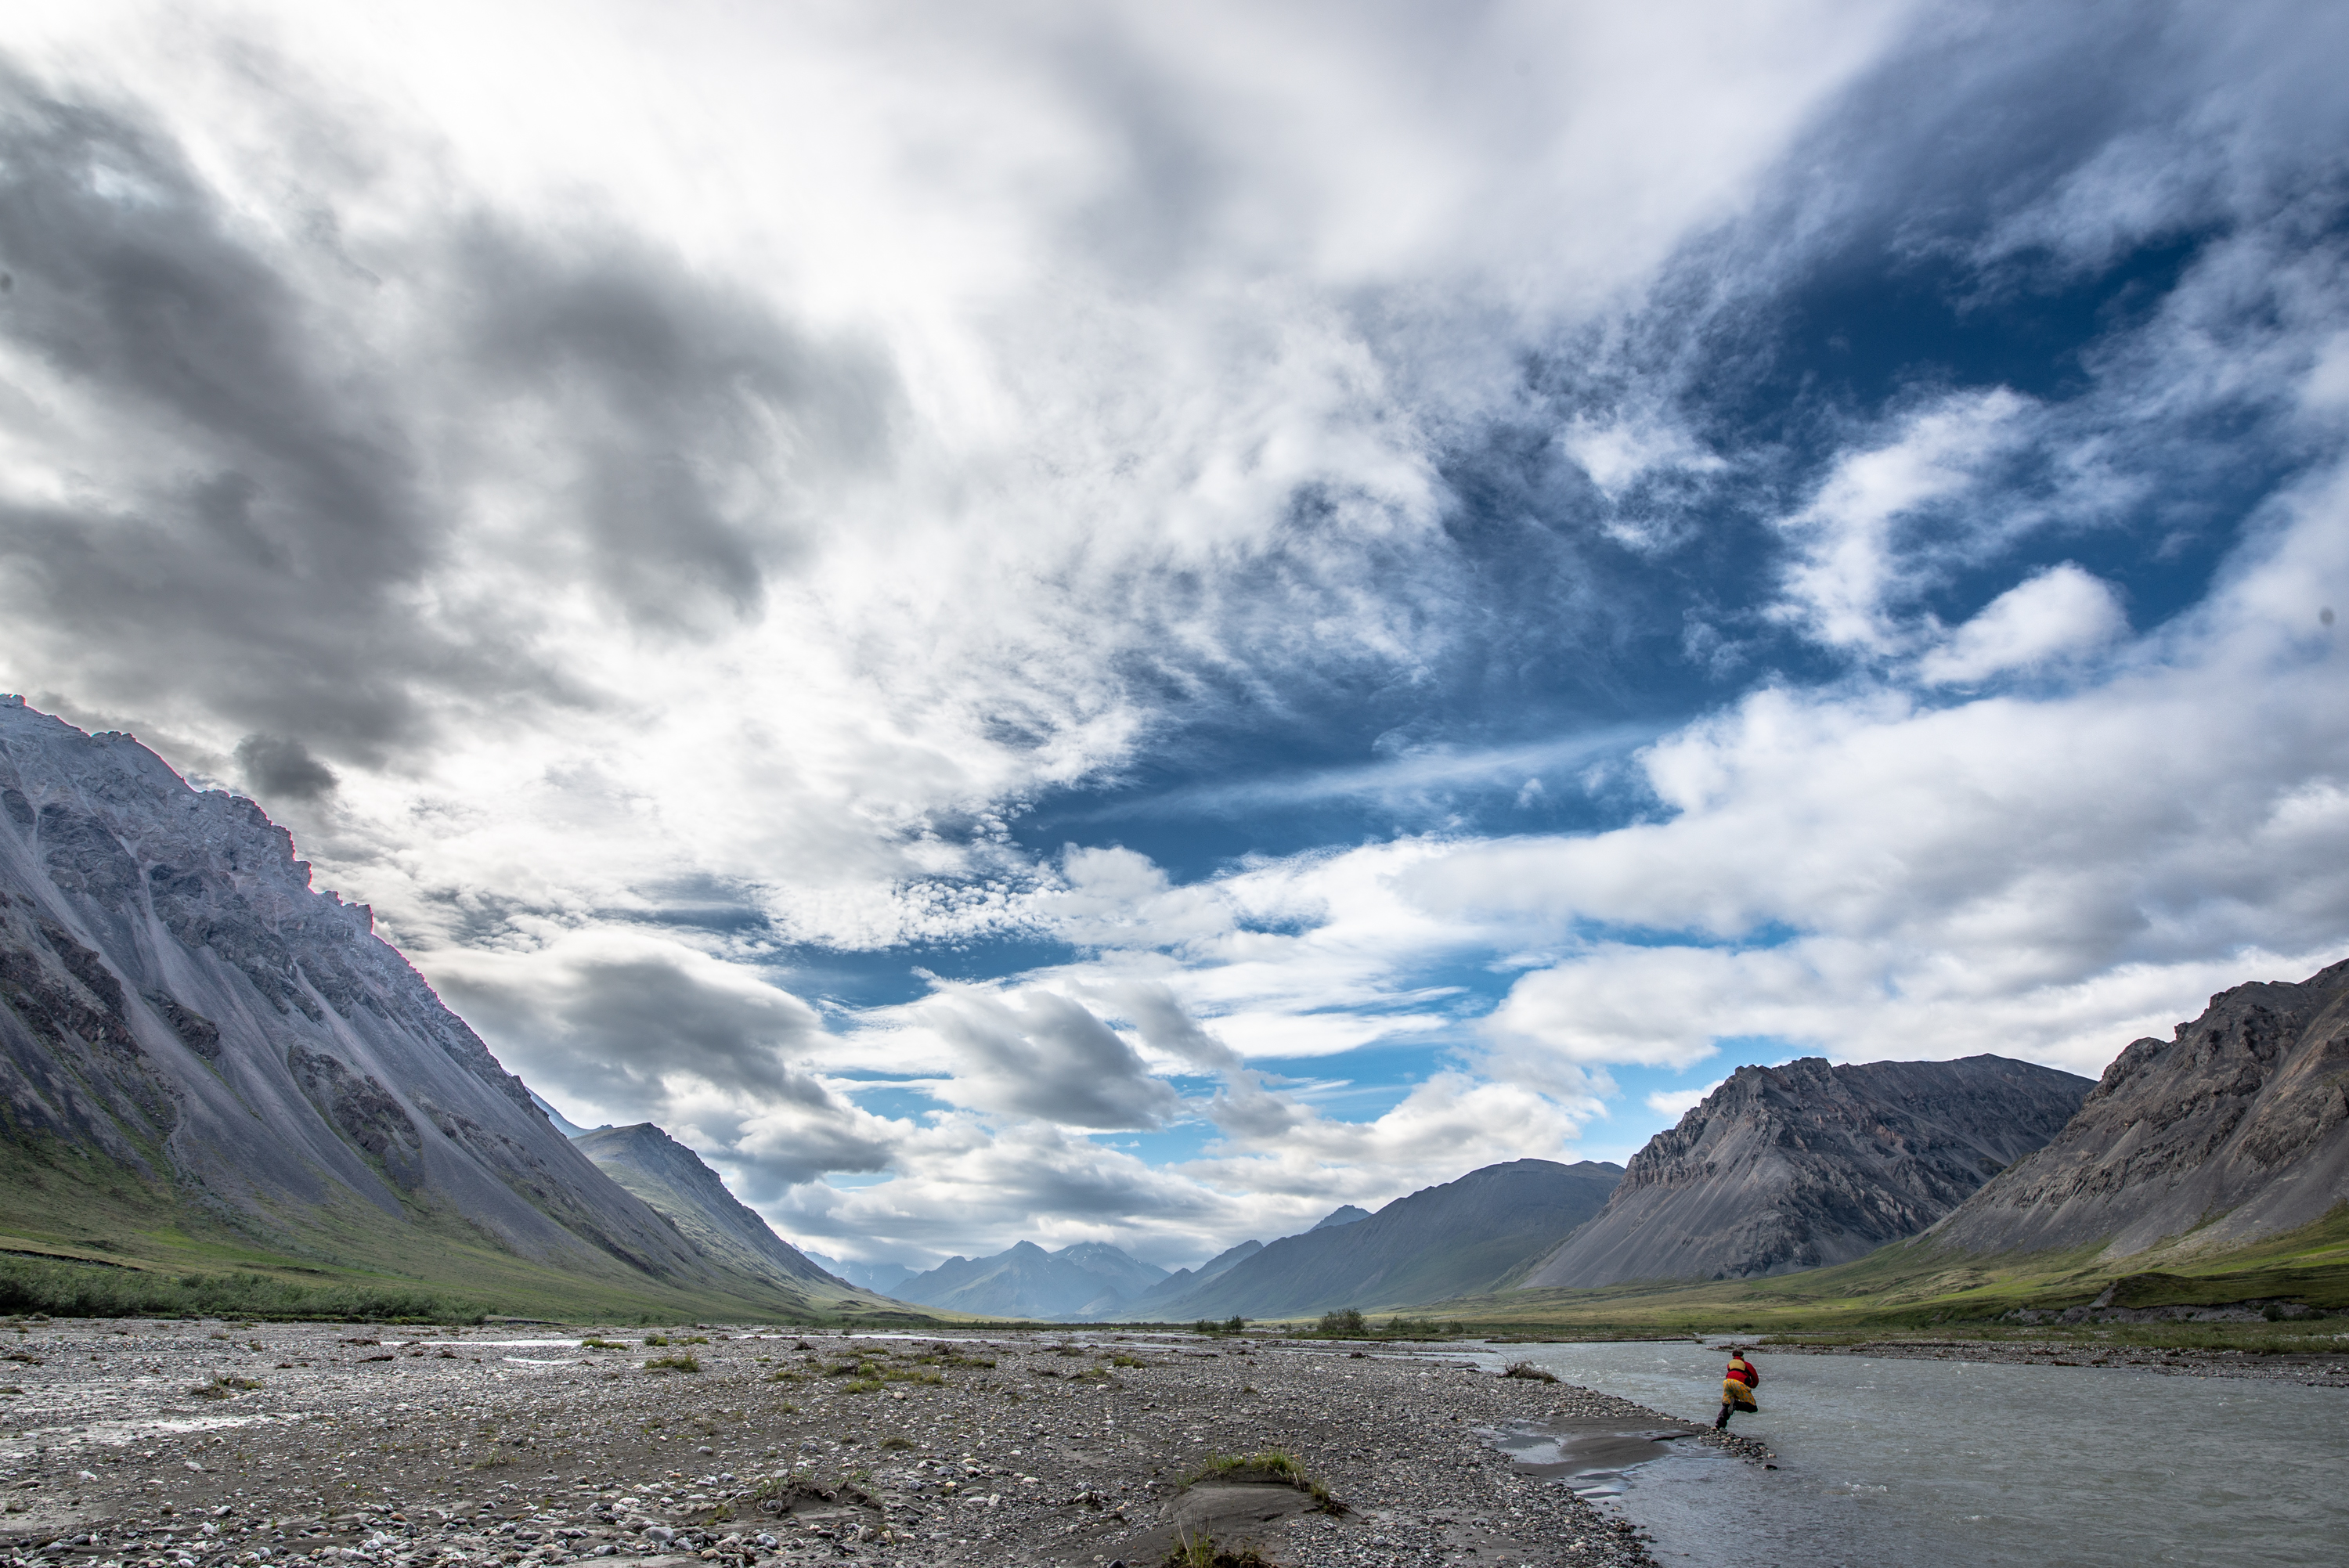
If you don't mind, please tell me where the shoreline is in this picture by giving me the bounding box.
[0,1320,1782,1568]
[1763,1336,2349,1385]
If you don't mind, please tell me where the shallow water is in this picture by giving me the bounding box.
[1479,1339,2349,1567]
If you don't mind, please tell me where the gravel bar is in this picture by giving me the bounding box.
[0,1321,1755,1568]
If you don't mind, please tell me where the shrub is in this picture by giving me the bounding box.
[1164,1530,1272,1567]
[644,1354,703,1373]
[1315,1308,1366,1338]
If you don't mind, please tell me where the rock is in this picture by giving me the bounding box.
[1929,960,2349,1259]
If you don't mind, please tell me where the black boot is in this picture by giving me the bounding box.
[1714,1408,1730,1430]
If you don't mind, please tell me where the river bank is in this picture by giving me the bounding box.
[1761,1334,2349,1384]
[0,1321,1752,1568]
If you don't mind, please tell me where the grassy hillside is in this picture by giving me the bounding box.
[0,1132,946,1325]
[1307,1204,2349,1343]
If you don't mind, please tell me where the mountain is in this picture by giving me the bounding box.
[1117,1238,1265,1317]
[1310,1205,1371,1231]
[1929,962,2349,1260]
[1521,1056,2093,1289]
[892,1238,1169,1319]
[1119,1159,1623,1321]
[570,1122,842,1293]
[803,1252,920,1297]
[0,697,907,1321]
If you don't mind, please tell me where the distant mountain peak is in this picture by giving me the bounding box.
[1310,1205,1372,1231]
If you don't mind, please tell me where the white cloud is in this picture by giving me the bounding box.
[1772,388,2033,656]
[1645,1080,1723,1120]
[1919,564,2129,684]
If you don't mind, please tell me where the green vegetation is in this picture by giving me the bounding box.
[1400,1202,2349,1349]
[643,1354,702,1372]
[1312,1308,1366,1336]
[1164,1533,1272,1568]
[191,1375,263,1399]
[0,1128,951,1325]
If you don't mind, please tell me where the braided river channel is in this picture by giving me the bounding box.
[1458,1338,2349,1567]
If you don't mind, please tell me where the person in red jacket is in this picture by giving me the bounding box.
[1714,1346,1760,1429]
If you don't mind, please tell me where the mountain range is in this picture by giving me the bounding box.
[1114,1159,1623,1321]
[1521,1056,2094,1288]
[0,697,902,1321]
[887,1239,1170,1319]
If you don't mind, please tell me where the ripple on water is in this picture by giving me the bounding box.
[1470,1339,2349,1568]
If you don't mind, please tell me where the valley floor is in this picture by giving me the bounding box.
[0,1321,1772,1568]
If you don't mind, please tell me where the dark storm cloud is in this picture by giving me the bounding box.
[234,733,339,802]
[929,989,1185,1130]
[453,227,900,634]
[0,61,900,762]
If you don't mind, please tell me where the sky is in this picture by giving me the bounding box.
[2,0,2346,1273]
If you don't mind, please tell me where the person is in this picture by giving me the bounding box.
[1714,1346,1760,1429]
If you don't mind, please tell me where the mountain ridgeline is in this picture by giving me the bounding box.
[1116,1159,1624,1321]
[1925,961,2349,1260]
[0,697,902,1321]
[1523,1056,2093,1289]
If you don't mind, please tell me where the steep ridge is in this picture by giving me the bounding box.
[1522,1056,2092,1289]
[0,697,883,1317]
[893,1239,1168,1319]
[1121,1159,1622,1321]
[1929,962,2349,1260]
[1117,1238,1263,1317]
[569,1123,845,1296]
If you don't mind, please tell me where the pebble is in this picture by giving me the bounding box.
[0,1321,1759,1568]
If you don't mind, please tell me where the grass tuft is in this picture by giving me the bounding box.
[644,1354,702,1372]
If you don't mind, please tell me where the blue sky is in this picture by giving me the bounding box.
[3,1,2347,1271]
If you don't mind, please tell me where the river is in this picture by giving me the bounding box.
[1463,1338,2349,1567]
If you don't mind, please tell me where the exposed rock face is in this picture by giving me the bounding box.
[1930,962,2349,1259]
[0,697,827,1307]
[1522,1057,2092,1289]
[571,1122,840,1292]
[893,1239,1169,1319]
[1122,1159,1623,1321]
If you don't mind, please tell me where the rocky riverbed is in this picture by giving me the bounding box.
[0,1321,1777,1568]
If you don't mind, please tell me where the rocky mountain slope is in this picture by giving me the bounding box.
[1522,1056,2092,1289]
[0,697,898,1319]
[1116,1238,1265,1317]
[1929,962,2349,1260]
[569,1122,844,1295]
[1120,1159,1622,1321]
[892,1239,1168,1319]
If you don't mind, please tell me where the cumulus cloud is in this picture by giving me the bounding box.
[1919,564,2129,684]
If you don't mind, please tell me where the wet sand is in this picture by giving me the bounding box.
[0,1321,1770,1568]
